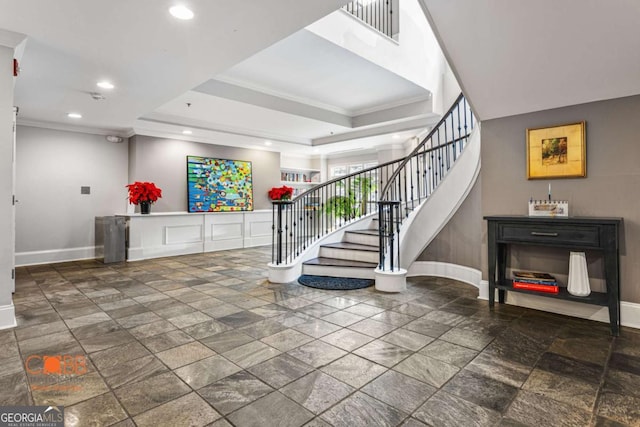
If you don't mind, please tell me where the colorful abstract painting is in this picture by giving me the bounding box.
[187,156,253,212]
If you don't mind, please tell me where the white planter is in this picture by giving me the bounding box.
[375,268,407,292]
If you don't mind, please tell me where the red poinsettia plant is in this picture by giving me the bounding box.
[126,181,162,205]
[268,185,294,201]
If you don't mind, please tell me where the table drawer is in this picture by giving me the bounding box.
[498,224,600,247]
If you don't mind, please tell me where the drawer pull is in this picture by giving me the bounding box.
[531,232,558,237]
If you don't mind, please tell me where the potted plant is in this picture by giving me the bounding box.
[268,185,294,201]
[126,181,162,214]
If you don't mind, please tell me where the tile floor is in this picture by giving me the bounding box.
[1,246,640,426]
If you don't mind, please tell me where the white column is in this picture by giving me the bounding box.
[0,40,19,329]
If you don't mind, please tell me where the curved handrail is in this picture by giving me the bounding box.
[379,93,468,201]
[377,93,475,271]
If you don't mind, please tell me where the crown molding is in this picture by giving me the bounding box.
[17,118,131,138]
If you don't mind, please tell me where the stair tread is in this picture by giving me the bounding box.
[321,242,379,251]
[346,229,379,236]
[303,257,378,268]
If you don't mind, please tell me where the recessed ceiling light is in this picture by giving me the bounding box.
[264,141,272,146]
[170,5,194,20]
[182,130,193,135]
[392,134,400,139]
[97,81,114,90]
[67,112,82,119]
[313,148,320,153]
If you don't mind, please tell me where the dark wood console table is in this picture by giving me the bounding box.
[485,216,622,335]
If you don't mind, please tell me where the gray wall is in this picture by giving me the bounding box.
[129,135,280,212]
[481,94,640,303]
[417,177,481,269]
[15,126,129,253]
[0,46,14,308]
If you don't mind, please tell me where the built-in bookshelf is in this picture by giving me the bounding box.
[280,168,321,196]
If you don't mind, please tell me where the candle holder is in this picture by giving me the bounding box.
[528,200,569,217]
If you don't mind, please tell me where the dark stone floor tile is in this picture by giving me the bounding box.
[440,327,494,351]
[419,339,478,367]
[320,354,387,388]
[156,341,215,369]
[240,318,289,339]
[0,371,32,405]
[394,353,459,388]
[593,416,630,426]
[361,370,436,414]
[608,352,640,376]
[353,339,414,368]
[223,341,281,369]
[597,392,640,426]
[134,392,221,427]
[175,353,242,389]
[114,371,191,416]
[100,354,168,388]
[604,368,640,399]
[321,391,407,427]
[348,318,397,338]
[484,330,549,367]
[548,334,612,366]
[523,368,598,412]
[293,319,342,338]
[443,369,519,412]
[380,328,433,351]
[198,371,273,415]
[281,371,354,415]
[261,329,314,352]
[404,318,451,338]
[140,329,194,353]
[414,391,501,427]
[78,329,136,354]
[90,340,151,372]
[218,310,265,328]
[128,320,177,340]
[182,319,233,339]
[466,353,531,388]
[64,392,128,427]
[287,341,347,369]
[248,354,314,388]
[505,390,592,427]
[536,352,604,384]
[200,330,255,353]
[228,391,314,427]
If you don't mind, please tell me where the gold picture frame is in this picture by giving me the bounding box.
[526,121,586,179]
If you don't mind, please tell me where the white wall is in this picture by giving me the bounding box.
[0,46,15,319]
[307,0,449,109]
[15,126,129,265]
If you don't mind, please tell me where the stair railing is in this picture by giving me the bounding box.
[342,0,394,39]
[272,158,406,265]
[271,93,475,268]
[377,93,475,271]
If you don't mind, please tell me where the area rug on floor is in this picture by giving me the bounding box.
[298,274,374,290]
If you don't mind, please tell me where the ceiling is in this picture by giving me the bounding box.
[421,0,640,121]
[2,0,437,157]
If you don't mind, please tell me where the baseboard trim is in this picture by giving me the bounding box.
[477,281,640,330]
[408,261,481,289]
[0,303,16,330]
[16,246,95,266]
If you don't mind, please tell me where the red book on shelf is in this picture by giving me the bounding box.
[513,281,560,294]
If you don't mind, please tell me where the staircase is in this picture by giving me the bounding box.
[268,93,476,285]
[302,219,379,279]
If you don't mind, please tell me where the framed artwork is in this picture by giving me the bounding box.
[526,121,586,179]
[187,156,253,212]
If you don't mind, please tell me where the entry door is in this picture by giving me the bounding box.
[10,107,17,293]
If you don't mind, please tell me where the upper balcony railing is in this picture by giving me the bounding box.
[342,0,395,39]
